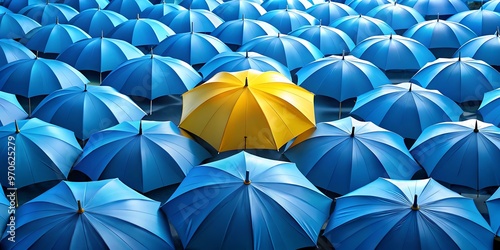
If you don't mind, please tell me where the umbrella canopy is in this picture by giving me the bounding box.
[351,34,436,71]
[0,179,174,249]
[0,39,35,68]
[486,187,500,235]
[198,51,291,81]
[447,9,500,36]
[483,0,500,12]
[0,13,40,40]
[347,0,391,15]
[296,54,390,101]
[306,1,357,25]
[19,3,79,25]
[107,16,175,49]
[410,119,500,191]
[324,178,494,249]
[103,0,153,19]
[68,7,127,38]
[366,2,425,34]
[0,91,28,126]
[179,70,315,152]
[140,2,186,20]
[478,88,500,127]
[288,25,355,56]
[0,6,11,14]
[62,0,110,11]
[257,8,318,34]
[285,117,421,195]
[72,121,211,193]
[454,31,500,68]
[410,57,500,103]
[238,34,324,71]
[163,151,332,250]
[2,0,47,13]
[212,0,266,21]
[0,118,82,188]
[159,9,224,33]
[261,0,313,11]
[178,0,222,11]
[211,18,279,49]
[32,85,146,140]
[329,14,395,44]
[351,82,463,139]
[0,188,10,237]
[405,0,469,19]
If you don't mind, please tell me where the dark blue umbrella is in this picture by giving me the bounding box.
[72,121,211,193]
[448,9,500,36]
[478,88,500,127]
[347,0,390,15]
[211,17,279,49]
[284,117,421,195]
[68,7,127,37]
[351,82,463,139]
[330,14,395,44]
[257,8,318,34]
[0,118,82,189]
[366,2,425,34]
[212,0,266,21]
[63,0,110,11]
[288,24,355,56]
[19,3,79,25]
[454,31,500,69]
[140,1,186,20]
[260,0,313,11]
[32,85,146,140]
[0,39,35,67]
[159,9,223,33]
[163,151,332,250]
[404,0,469,19]
[0,13,40,40]
[178,0,222,11]
[0,179,174,249]
[103,0,153,19]
[306,1,357,25]
[0,91,28,126]
[108,16,175,50]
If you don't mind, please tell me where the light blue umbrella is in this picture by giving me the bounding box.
[351,34,436,71]
[406,0,469,19]
[454,31,500,68]
[159,9,224,33]
[32,85,146,140]
[0,118,82,188]
[140,1,186,20]
[103,0,152,19]
[0,179,174,249]
[483,0,500,12]
[163,151,332,250]
[351,82,463,139]
[62,0,110,11]
[324,178,494,249]
[0,13,40,40]
[410,119,500,191]
[238,34,324,71]
[306,1,357,25]
[0,91,28,126]
[366,2,425,34]
[257,8,318,34]
[20,21,91,54]
[0,39,35,67]
[0,5,12,14]
[347,0,390,15]
[284,117,421,195]
[178,0,222,11]
[478,88,500,127]
[410,57,500,102]
[329,14,395,44]
[212,0,266,21]
[486,187,500,236]
[19,3,79,25]
[211,18,279,49]
[72,121,211,193]
[68,7,127,37]
[261,0,313,11]
[448,9,500,36]
[288,24,355,56]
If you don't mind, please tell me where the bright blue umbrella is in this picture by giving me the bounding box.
[212,0,266,21]
[211,18,279,49]
[410,119,500,191]
[0,188,10,237]
[257,8,318,34]
[478,88,500,127]
[159,9,223,33]
[347,0,390,15]
[351,82,463,139]
[306,1,357,25]
[140,1,186,20]
[406,0,469,19]
[32,85,146,140]
[19,3,79,25]
[0,118,82,189]
[20,21,91,55]
[324,178,494,249]
[288,24,355,56]
[448,9,500,36]
[62,0,110,11]
[178,0,222,11]
[103,0,153,19]
[410,57,500,102]
[2,0,47,13]
[486,187,500,236]
[483,0,500,12]
[329,15,395,44]
[366,2,425,34]
[261,0,312,11]
[454,31,500,68]
[284,117,421,195]
[163,151,332,250]
[351,34,436,71]
[0,13,40,40]
[0,91,28,126]
[68,7,127,37]
[0,5,12,14]
[0,39,35,67]
[238,34,324,71]
[198,51,291,81]
[0,179,174,249]
[72,121,211,193]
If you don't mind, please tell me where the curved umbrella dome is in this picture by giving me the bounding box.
[68,7,127,37]
[20,22,91,54]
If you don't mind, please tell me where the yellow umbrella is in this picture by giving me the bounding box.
[179,69,316,152]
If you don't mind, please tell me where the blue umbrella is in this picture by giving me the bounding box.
[19,3,79,25]
[288,24,355,56]
[306,1,357,25]
[406,0,469,19]
[0,118,82,189]
[366,2,425,34]
[0,188,10,238]
[284,117,421,195]
[410,119,500,191]
[159,9,223,33]
[62,0,110,11]
[0,5,12,14]
[257,8,318,34]
[32,85,146,140]
[351,82,463,139]
[178,0,222,11]
[0,39,35,68]
[448,9,500,36]
[478,88,500,127]
[211,18,279,49]
[324,178,494,249]
[103,0,152,19]
[261,0,312,11]
[347,0,390,15]
[0,13,40,40]
[20,21,91,55]
[68,7,127,37]
[329,15,395,44]
[0,91,28,126]
[454,31,500,68]
[0,179,174,249]
[2,0,47,13]
[140,1,186,20]
[72,121,211,193]
[154,32,231,67]
[351,34,436,71]
[483,0,500,12]
[163,151,332,250]
[212,0,266,21]
[410,57,500,103]
[238,34,324,71]
[486,187,500,236]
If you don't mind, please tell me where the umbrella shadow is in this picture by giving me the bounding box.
[133,95,183,124]
[4,180,62,207]
[314,95,355,123]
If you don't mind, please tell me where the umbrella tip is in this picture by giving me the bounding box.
[84,84,87,92]
[474,120,479,133]
[437,13,440,22]
[244,77,248,87]
[138,120,143,135]
[77,200,85,214]
[101,30,104,39]
[497,26,499,37]
[319,19,322,26]
[409,83,412,92]
[411,194,419,211]
[350,126,355,137]
[458,52,461,61]
[56,16,59,24]
[137,13,140,20]
[244,170,251,185]
[342,50,345,60]
[14,120,20,134]
[286,4,288,11]
[278,33,280,38]
[242,14,245,20]
[191,22,194,34]
[245,50,249,58]
[389,33,392,40]
[150,47,154,58]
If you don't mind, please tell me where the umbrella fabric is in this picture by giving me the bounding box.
[261,0,313,11]
[257,8,318,34]
[163,151,332,250]
[62,0,110,11]
[72,121,211,193]
[32,85,146,140]
[103,0,153,19]
[159,9,224,33]
[486,187,500,235]
[288,25,355,56]
[198,51,291,81]
[454,31,500,68]
[20,22,91,54]
[0,39,35,68]
[68,7,127,38]
[410,119,500,191]
[351,34,436,71]
[329,14,395,44]
[2,0,46,13]
[406,0,469,19]
[179,70,315,152]
[448,9,500,36]
[0,13,40,40]
[0,188,10,236]
[483,0,500,12]
[351,82,463,139]
[238,34,324,71]
[410,57,500,102]
[212,0,266,21]
[178,0,222,11]
[0,118,82,188]
[0,179,174,249]
[478,88,500,127]
[210,18,279,48]
[366,2,425,34]
[296,55,390,101]
[324,178,494,249]
[140,2,186,20]
[107,17,175,48]
[284,117,421,195]
[347,0,391,15]
[0,91,28,126]
[19,3,79,25]
[0,5,13,14]
[305,1,357,25]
